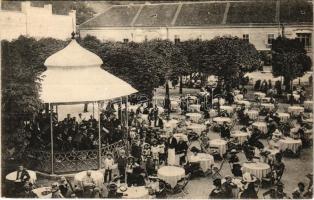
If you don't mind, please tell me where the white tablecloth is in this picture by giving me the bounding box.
[278,137,302,153]
[120,186,149,199]
[242,162,271,179]
[304,101,313,110]
[252,122,268,134]
[254,92,266,98]
[213,117,232,125]
[277,113,290,122]
[245,110,259,120]
[6,170,37,184]
[32,187,52,198]
[236,100,251,107]
[209,139,227,156]
[164,119,179,130]
[189,104,201,112]
[261,103,275,110]
[188,153,214,172]
[186,113,202,122]
[220,106,234,114]
[73,170,104,189]
[288,106,304,115]
[231,131,250,144]
[287,94,300,101]
[188,123,206,135]
[157,166,185,188]
[213,98,225,105]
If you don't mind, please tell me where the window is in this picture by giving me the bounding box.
[123,38,129,43]
[266,34,275,48]
[174,35,180,44]
[243,34,249,42]
[296,33,311,49]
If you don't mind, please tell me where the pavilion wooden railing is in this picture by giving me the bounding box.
[25,140,128,174]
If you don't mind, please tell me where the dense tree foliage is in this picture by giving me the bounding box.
[272,36,312,92]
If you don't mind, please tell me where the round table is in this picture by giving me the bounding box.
[213,117,232,125]
[288,106,304,115]
[73,170,104,189]
[6,170,37,184]
[278,137,302,153]
[32,187,52,198]
[164,119,179,130]
[174,133,188,142]
[277,113,290,122]
[261,103,275,110]
[188,123,206,135]
[188,153,214,173]
[254,92,266,98]
[242,162,271,179]
[304,101,313,110]
[189,104,201,112]
[186,113,202,122]
[220,106,234,114]
[245,110,259,120]
[120,186,149,199]
[252,122,268,134]
[157,166,185,188]
[231,131,250,144]
[213,98,225,105]
[209,139,227,156]
[236,100,251,107]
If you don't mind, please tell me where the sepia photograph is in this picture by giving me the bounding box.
[0,0,313,198]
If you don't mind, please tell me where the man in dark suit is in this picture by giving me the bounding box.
[15,165,30,194]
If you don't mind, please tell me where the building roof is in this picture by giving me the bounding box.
[79,0,313,28]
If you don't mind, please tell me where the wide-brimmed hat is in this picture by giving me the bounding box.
[242,172,257,183]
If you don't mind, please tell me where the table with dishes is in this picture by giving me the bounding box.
[157,166,185,188]
[6,170,37,184]
[231,131,250,144]
[261,103,275,110]
[288,106,305,115]
[209,139,227,156]
[73,170,104,189]
[242,162,271,179]
[277,112,290,122]
[245,110,259,120]
[220,106,234,114]
[188,123,206,135]
[118,186,149,199]
[277,137,302,153]
[252,122,268,134]
[186,113,202,122]
[213,117,232,125]
[254,92,266,98]
[189,104,201,112]
[188,153,214,173]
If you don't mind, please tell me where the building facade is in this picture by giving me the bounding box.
[79,0,312,55]
[0,1,76,41]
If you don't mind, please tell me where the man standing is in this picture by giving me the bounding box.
[166,132,177,165]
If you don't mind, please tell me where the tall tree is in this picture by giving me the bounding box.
[272,36,311,104]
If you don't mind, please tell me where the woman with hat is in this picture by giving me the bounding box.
[240,172,258,199]
[51,182,64,198]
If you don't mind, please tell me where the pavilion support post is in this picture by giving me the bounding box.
[125,96,128,130]
[56,105,58,121]
[50,103,54,174]
[98,101,101,169]
[92,102,95,119]
[120,97,123,125]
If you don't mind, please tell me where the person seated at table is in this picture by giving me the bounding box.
[107,183,124,198]
[103,152,115,183]
[292,182,306,199]
[15,165,30,184]
[176,137,189,165]
[58,176,69,197]
[82,171,96,198]
[248,127,264,149]
[263,182,288,199]
[228,149,242,177]
[220,122,231,139]
[226,92,234,105]
[209,178,224,198]
[222,176,237,199]
[51,182,64,198]
[147,176,160,195]
[243,141,255,161]
[271,153,285,183]
[296,112,306,125]
[166,132,177,165]
[240,172,258,199]
[272,128,283,140]
[304,173,313,198]
[126,156,136,187]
